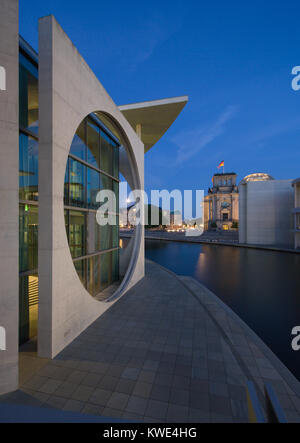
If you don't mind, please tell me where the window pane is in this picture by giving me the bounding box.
[112,141,119,179]
[95,222,101,253]
[64,209,69,242]
[87,167,99,209]
[100,224,111,250]
[100,174,112,192]
[19,275,29,345]
[112,216,119,248]
[112,250,119,283]
[100,252,111,290]
[19,58,39,135]
[100,131,112,175]
[64,158,69,205]
[113,180,119,214]
[100,174,115,215]
[87,119,100,168]
[69,211,86,258]
[19,204,38,272]
[94,255,101,296]
[69,158,86,207]
[74,259,87,288]
[87,256,101,297]
[19,133,38,201]
[70,120,86,161]
[19,274,38,345]
[87,212,101,254]
[87,257,93,296]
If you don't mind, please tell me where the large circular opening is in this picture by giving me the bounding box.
[63,111,141,301]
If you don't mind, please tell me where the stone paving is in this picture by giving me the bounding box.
[0,260,299,422]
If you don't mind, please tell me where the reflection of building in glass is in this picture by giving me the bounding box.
[292,178,300,249]
[204,173,239,231]
[239,174,294,247]
[65,116,120,299]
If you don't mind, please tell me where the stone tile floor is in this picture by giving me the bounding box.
[1,260,299,423]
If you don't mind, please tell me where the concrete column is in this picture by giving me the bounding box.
[0,0,19,394]
[38,16,144,359]
[136,123,142,139]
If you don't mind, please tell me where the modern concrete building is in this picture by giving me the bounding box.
[203,173,239,230]
[0,2,187,395]
[292,178,300,249]
[239,173,294,247]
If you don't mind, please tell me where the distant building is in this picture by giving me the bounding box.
[239,173,294,248]
[292,178,300,249]
[204,173,239,231]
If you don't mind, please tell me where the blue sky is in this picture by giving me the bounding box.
[20,0,300,205]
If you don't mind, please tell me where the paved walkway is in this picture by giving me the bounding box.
[1,260,299,422]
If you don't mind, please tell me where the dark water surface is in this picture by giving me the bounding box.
[145,239,300,381]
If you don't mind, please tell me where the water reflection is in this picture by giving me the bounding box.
[145,240,300,381]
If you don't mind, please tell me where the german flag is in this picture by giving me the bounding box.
[217,161,224,169]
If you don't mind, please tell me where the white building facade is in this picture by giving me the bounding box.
[239,174,294,248]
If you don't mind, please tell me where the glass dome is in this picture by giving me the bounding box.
[239,173,274,185]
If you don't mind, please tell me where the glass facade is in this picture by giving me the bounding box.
[19,47,39,345]
[18,43,120,345]
[19,133,38,201]
[65,116,120,297]
[19,203,38,273]
[19,51,39,135]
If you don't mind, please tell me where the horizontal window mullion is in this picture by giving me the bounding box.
[19,127,39,141]
[19,269,38,277]
[72,247,120,263]
[64,205,120,216]
[69,154,120,183]
[20,200,39,206]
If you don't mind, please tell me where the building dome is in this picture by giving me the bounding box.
[239,173,274,185]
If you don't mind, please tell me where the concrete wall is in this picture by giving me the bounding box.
[239,184,247,243]
[38,15,144,359]
[0,0,19,394]
[294,182,300,208]
[239,180,294,247]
